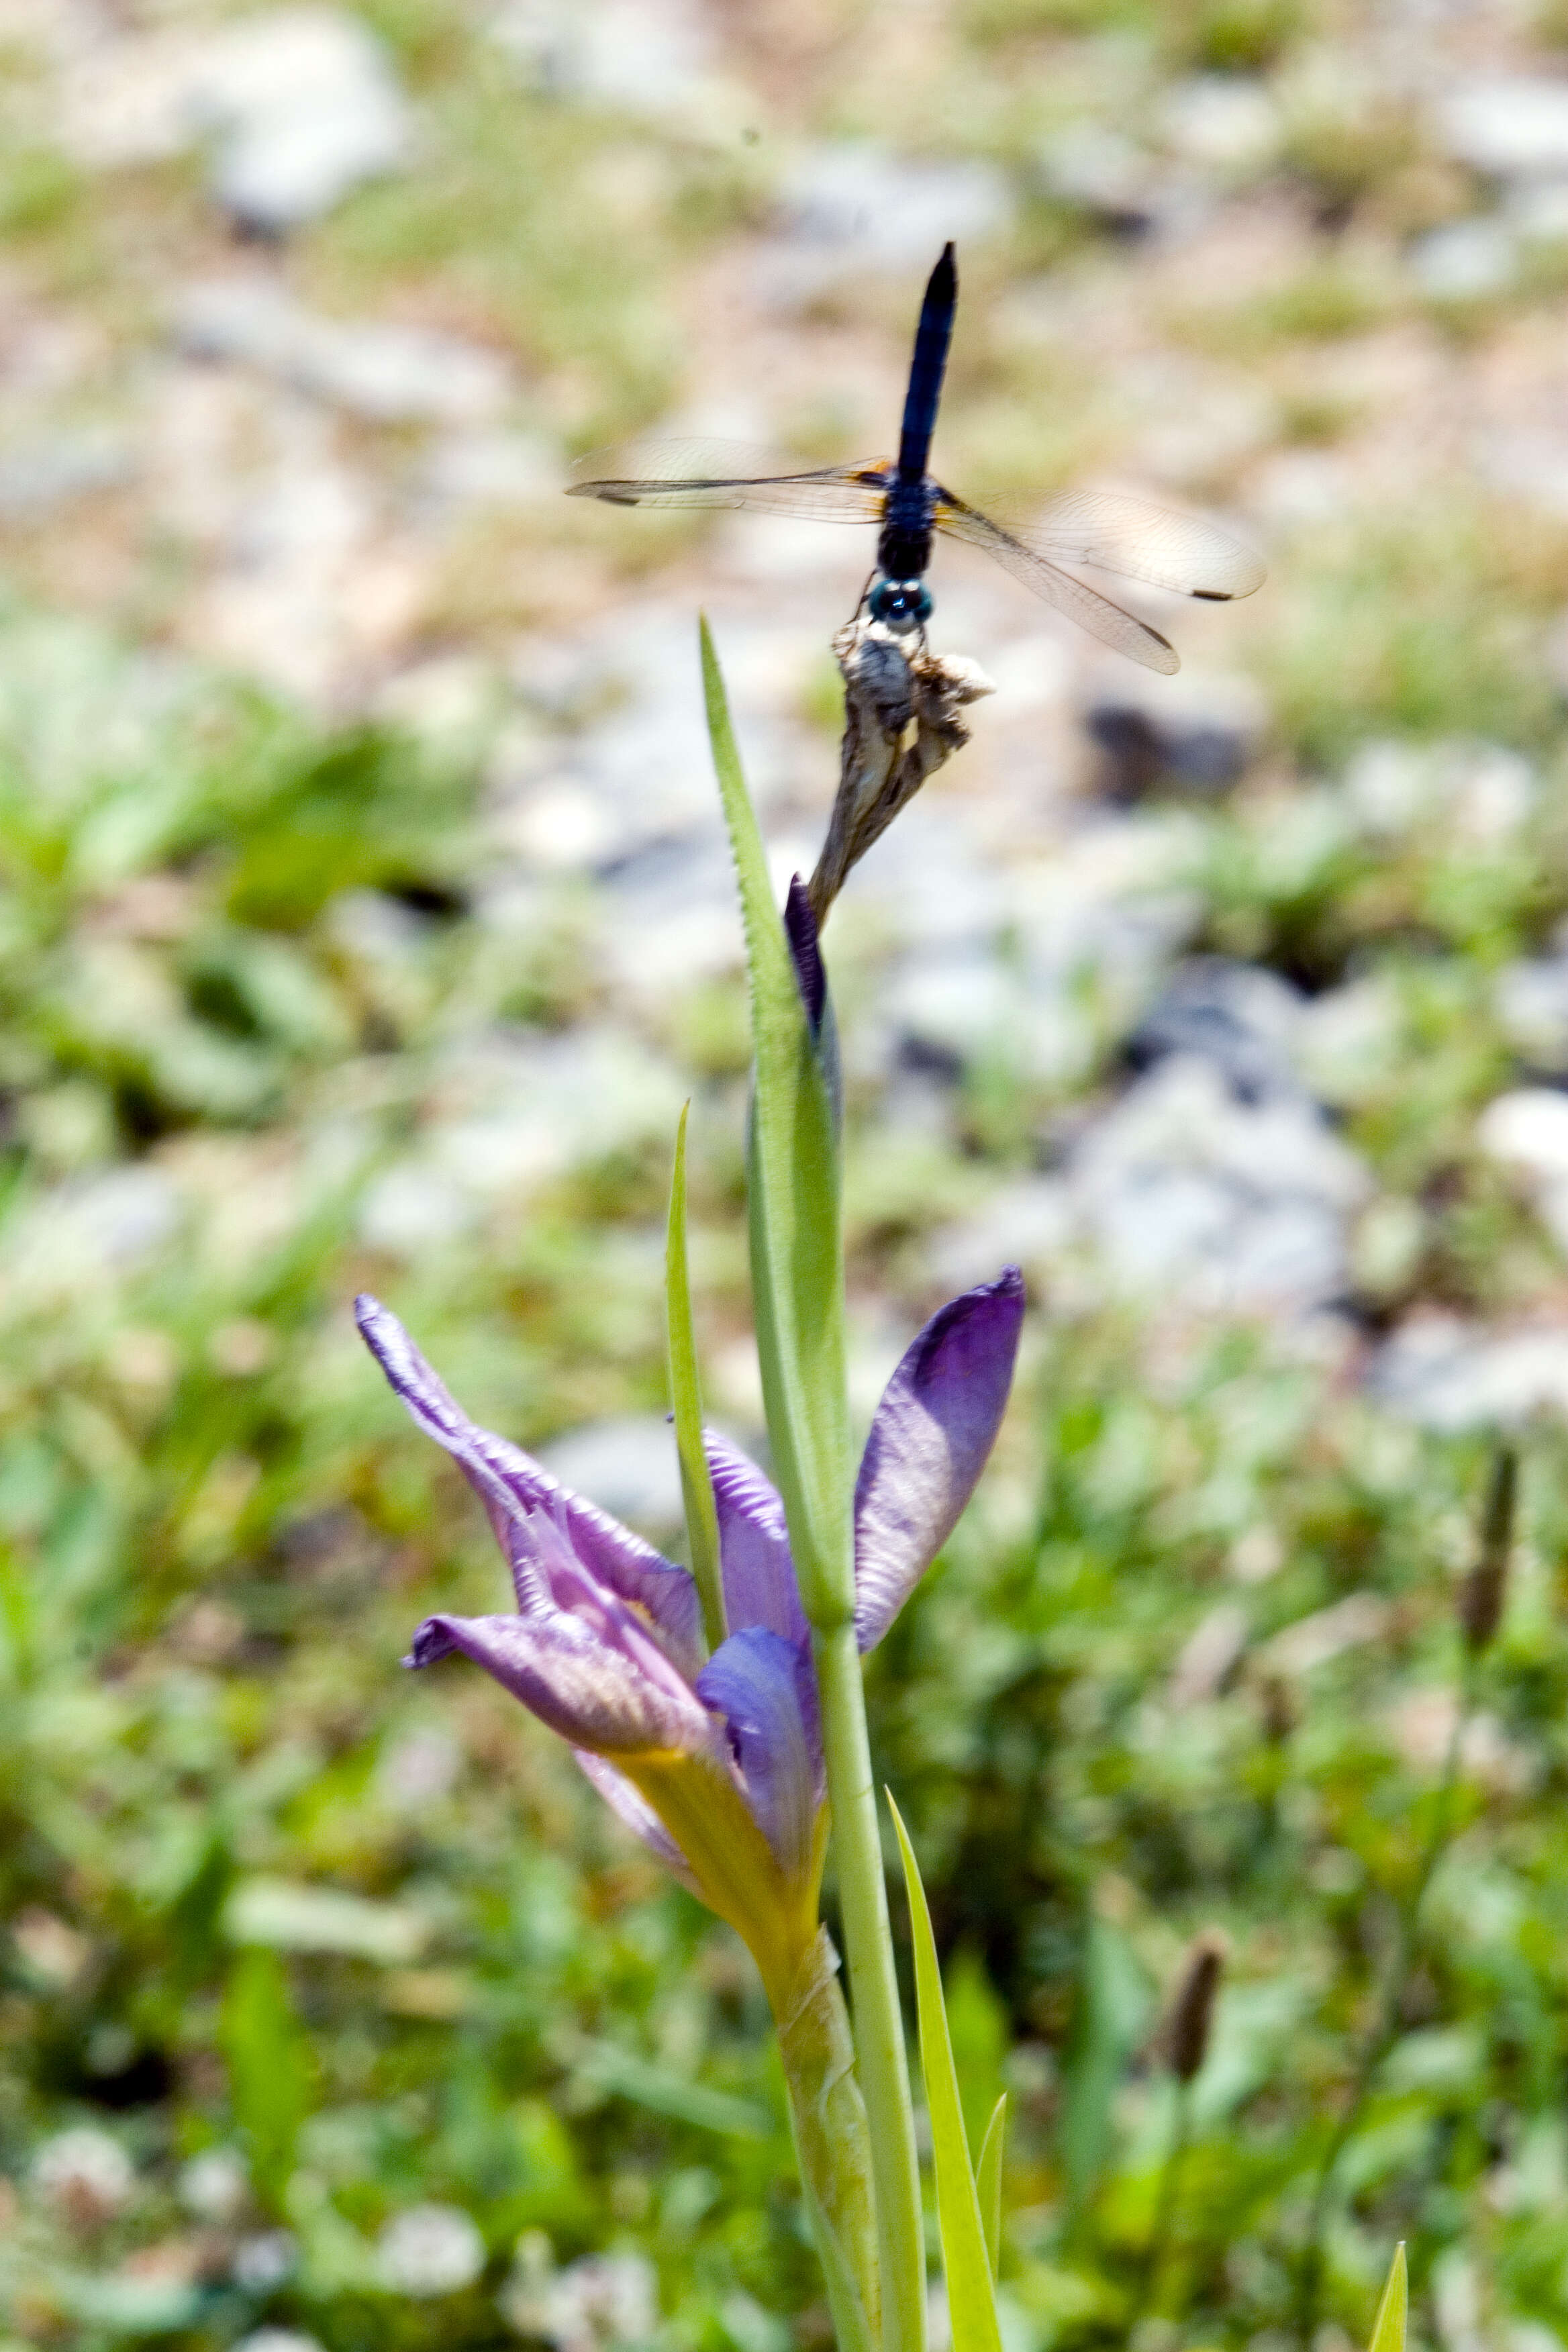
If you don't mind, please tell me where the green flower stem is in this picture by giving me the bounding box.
[777,1926,881,2352]
[817,1617,928,2352]
[1128,2079,1193,2330]
[1293,1658,1475,2347]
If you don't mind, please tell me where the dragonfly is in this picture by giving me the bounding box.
[567,242,1264,675]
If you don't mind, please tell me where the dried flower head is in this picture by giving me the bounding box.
[1459,1443,1517,1656]
[1165,1930,1228,2084]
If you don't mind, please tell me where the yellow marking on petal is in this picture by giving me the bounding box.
[621,1747,822,2010]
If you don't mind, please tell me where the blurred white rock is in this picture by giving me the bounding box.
[757,146,1013,301]
[926,1177,1076,1295]
[1371,1313,1568,1429]
[1506,177,1568,242]
[58,8,410,232]
[1125,958,1304,1103]
[489,0,745,134]
[178,279,510,426]
[1477,1087,1568,1251]
[1161,77,1281,172]
[1438,78,1568,180]
[1410,218,1516,301]
[1496,952,1568,1070]
[422,430,559,508]
[538,1414,683,1536]
[0,428,134,517]
[1037,123,1165,230]
[1074,1055,1369,1314]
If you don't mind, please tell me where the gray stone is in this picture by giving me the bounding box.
[1073,1055,1369,1314]
[758,146,1013,299]
[197,11,410,234]
[1124,957,1305,1104]
[1083,667,1267,800]
[1037,124,1163,232]
[489,0,730,129]
[1370,1314,1568,1430]
[0,428,132,516]
[58,10,411,231]
[1496,952,1568,1069]
[177,279,509,424]
[1410,218,1516,301]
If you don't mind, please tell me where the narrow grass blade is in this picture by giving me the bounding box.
[666,1101,726,1653]
[975,2096,1006,2278]
[889,1793,1003,2352]
[700,618,852,1628]
[1367,2245,1407,2352]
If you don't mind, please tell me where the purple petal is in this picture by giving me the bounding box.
[573,1751,701,1896]
[703,1429,808,1648]
[357,1295,701,1669]
[407,1610,710,1754]
[854,1267,1025,1652]
[785,875,826,1036]
[696,1626,822,1883]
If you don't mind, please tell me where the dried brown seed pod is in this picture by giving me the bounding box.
[1165,1930,1228,2084]
[1459,1444,1517,1657]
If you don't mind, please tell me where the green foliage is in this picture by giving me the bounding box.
[1368,2244,1408,2352]
[221,1949,314,2212]
[890,1796,1003,2352]
[701,621,852,1631]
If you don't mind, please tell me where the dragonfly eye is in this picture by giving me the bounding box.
[867,578,933,630]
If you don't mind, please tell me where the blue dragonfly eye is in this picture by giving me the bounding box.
[867,579,933,630]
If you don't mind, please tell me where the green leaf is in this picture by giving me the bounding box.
[946,1949,1009,2158]
[1367,2245,1407,2352]
[701,618,852,1629]
[1059,1899,1148,2212]
[889,1793,1003,2352]
[221,1945,311,2210]
[976,2096,1006,2279]
[666,1100,726,1652]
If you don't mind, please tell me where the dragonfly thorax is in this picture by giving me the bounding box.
[877,473,937,587]
[867,577,933,632]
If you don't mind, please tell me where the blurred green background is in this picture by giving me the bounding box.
[9,1,1568,2347]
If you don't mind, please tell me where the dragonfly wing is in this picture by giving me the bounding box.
[567,439,889,523]
[938,499,1180,674]
[960,486,1265,600]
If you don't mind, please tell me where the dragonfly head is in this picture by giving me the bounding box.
[867,577,932,633]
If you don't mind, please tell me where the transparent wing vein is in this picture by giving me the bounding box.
[938,499,1181,674]
[568,440,889,525]
[948,487,1265,601]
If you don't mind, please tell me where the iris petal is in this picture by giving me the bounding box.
[407,1610,711,1754]
[854,1267,1025,1652]
[573,1752,701,1896]
[358,1295,701,1669]
[697,1626,822,1885]
[704,1430,810,1647]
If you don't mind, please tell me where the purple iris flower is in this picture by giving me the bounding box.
[355,1268,1022,2005]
